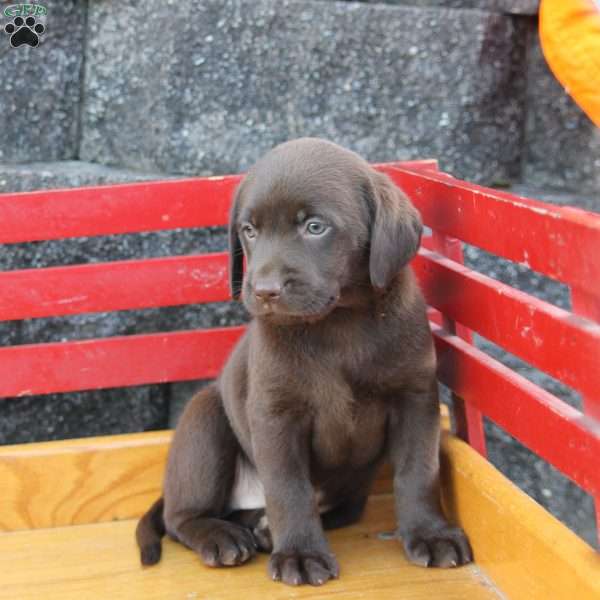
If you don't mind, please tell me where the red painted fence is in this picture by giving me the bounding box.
[0,160,598,544]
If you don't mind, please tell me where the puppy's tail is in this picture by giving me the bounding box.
[136,497,166,566]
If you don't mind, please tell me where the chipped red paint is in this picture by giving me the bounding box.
[0,327,245,397]
[0,253,230,321]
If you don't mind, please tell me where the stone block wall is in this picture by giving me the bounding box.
[1,1,596,192]
[0,1,85,163]
[340,0,539,14]
[80,0,527,185]
[523,32,600,193]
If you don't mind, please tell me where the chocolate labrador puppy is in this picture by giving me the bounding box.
[136,138,472,586]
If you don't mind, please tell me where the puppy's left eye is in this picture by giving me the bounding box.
[304,220,329,236]
[242,224,257,239]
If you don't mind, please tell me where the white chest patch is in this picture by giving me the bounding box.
[227,457,266,512]
[227,456,332,513]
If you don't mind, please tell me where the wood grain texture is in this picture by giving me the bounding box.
[0,495,500,600]
[0,430,392,532]
[1,427,598,597]
[0,431,171,531]
[441,432,600,600]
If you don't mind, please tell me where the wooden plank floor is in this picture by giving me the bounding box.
[0,494,502,600]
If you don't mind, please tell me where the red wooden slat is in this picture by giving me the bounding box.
[1,317,597,497]
[432,323,600,497]
[0,161,436,244]
[570,284,600,544]
[383,165,600,293]
[4,241,599,406]
[0,176,239,244]
[414,248,600,403]
[0,327,245,397]
[570,287,600,422]
[429,232,487,456]
[0,253,230,321]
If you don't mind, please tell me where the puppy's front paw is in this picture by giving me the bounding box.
[268,550,339,586]
[401,525,473,568]
[199,521,258,567]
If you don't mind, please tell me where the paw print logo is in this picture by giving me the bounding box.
[4,16,45,48]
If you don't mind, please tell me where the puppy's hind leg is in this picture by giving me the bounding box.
[229,509,272,553]
[163,384,257,567]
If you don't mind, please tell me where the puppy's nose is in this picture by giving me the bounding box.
[254,280,282,301]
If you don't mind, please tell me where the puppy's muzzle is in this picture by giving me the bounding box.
[253,279,282,303]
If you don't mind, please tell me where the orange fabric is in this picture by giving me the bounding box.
[539,0,600,127]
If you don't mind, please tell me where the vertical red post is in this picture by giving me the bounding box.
[570,285,600,546]
[431,231,487,456]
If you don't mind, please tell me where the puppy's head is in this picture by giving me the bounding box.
[229,138,422,322]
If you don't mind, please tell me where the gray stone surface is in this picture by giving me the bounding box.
[168,380,212,428]
[0,161,247,445]
[0,161,167,193]
[523,28,600,194]
[81,0,527,186]
[0,386,169,445]
[337,1,539,15]
[463,244,571,310]
[0,1,87,163]
[509,183,600,213]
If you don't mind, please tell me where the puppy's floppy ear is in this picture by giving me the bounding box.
[228,179,245,300]
[367,171,423,292]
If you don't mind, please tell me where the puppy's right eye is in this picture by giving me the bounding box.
[242,224,257,239]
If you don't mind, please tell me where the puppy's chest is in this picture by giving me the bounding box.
[311,392,387,468]
[330,321,410,386]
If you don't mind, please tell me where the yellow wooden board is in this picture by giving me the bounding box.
[0,431,171,531]
[441,432,600,600]
[0,430,392,532]
[0,494,501,600]
[1,416,599,599]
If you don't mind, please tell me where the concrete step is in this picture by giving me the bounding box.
[3,1,596,193]
[79,0,528,185]
[507,183,599,213]
[338,0,538,14]
[0,160,166,193]
[523,31,600,196]
[0,2,84,164]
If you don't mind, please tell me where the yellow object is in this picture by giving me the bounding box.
[0,495,501,600]
[0,430,171,531]
[540,0,600,126]
[0,423,598,599]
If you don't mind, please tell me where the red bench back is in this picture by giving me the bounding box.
[1,161,599,542]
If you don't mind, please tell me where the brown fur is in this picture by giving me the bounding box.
[136,138,472,586]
